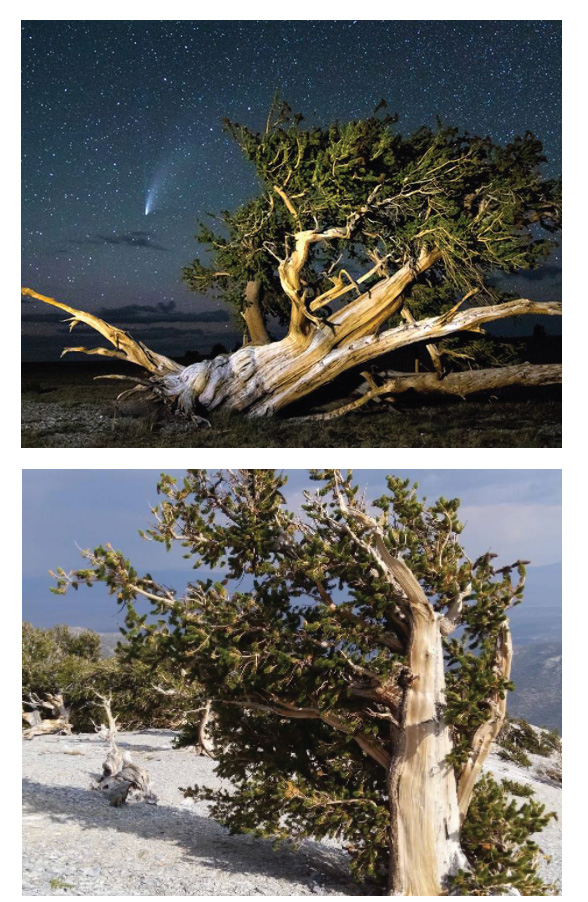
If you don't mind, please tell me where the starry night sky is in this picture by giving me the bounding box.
[21,20,561,361]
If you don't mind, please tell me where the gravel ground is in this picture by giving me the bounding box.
[22,731,358,896]
[22,730,561,896]
[21,401,197,449]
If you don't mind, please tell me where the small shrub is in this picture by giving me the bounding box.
[22,622,204,732]
[497,716,561,766]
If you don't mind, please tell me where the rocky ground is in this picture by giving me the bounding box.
[21,396,562,449]
[22,730,562,896]
[22,731,359,896]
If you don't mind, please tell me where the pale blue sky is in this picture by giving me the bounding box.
[22,469,561,632]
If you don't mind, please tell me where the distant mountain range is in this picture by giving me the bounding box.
[509,561,561,646]
[509,642,561,733]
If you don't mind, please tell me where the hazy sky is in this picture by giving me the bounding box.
[21,20,561,359]
[22,468,561,631]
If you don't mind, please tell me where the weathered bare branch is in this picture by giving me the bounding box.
[299,362,562,421]
[21,288,181,375]
[457,622,513,821]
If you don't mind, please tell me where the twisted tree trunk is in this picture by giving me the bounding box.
[390,584,467,894]
[21,285,561,419]
[21,204,561,419]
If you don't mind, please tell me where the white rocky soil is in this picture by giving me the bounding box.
[22,730,561,896]
[484,748,562,893]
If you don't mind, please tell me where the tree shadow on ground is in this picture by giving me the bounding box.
[22,779,364,894]
[61,732,179,755]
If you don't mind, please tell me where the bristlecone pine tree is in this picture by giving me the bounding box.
[50,469,555,895]
[22,101,561,420]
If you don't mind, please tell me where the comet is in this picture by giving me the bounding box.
[145,187,155,216]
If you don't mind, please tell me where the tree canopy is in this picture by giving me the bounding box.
[22,101,562,420]
[183,101,561,332]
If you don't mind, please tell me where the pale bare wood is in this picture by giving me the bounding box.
[400,305,444,376]
[90,693,157,806]
[197,699,214,757]
[457,622,513,822]
[331,479,467,894]
[21,288,181,375]
[22,693,72,738]
[241,280,271,345]
[22,283,561,420]
[294,362,562,421]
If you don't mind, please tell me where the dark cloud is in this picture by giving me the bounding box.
[21,300,230,326]
[102,302,230,324]
[491,264,561,288]
[71,231,169,251]
[515,265,562,283]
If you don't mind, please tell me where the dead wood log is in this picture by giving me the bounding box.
[93,761,158,807]
[297,362,562,421]
[22,692,72,739]
[90,692,157,805]
[375,362,562,397]
[22,717,73,739]
[22,709,42,728]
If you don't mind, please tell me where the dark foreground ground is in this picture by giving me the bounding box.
[22,363,562,448]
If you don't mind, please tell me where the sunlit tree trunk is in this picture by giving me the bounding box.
[242,280,270,345]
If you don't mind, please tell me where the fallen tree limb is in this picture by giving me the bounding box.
[296,362,562,420]
[22,692,72,739]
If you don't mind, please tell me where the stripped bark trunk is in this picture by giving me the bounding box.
[333,496,469,895]
[242,280,271,345]
[21,281,561,419]
[390,577,467,894]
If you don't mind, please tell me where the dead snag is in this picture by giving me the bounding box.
[22,692,72,739]
[90,692,157,806]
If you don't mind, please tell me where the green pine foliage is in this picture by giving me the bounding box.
[450,774,556,895]
[183,100,560,339]
[49,469,555,893]
[497,716,561,767]
[22,622,203,732]
[22,622,101,725]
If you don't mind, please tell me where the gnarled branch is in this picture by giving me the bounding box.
[21,288,181,375]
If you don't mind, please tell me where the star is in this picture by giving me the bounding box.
[22,20,561,361]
